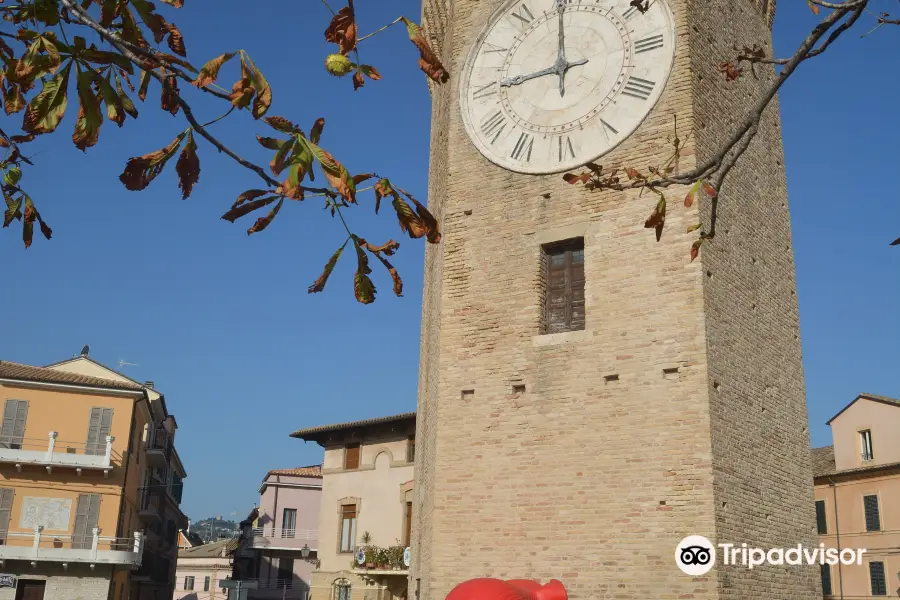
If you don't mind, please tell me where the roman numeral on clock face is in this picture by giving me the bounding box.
[558,136,576,162]
[634,34,664,53]
[481,111,508,144]
[510,4,534,26]
[510,133,533,162]
[472,82,498,100]
[622,4,639,20]
[622,76,655,101]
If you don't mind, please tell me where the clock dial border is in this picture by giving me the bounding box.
[459,0,677,176]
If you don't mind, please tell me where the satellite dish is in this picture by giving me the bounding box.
[80,345,90,357]
[355,547,366,566]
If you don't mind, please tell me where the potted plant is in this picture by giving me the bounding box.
[376,547,389,569]
[364,546,377,569]
[389,545,405,570]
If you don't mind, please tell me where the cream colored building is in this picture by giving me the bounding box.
[173,538,237,600]
[291,413,415,600]
[813,393,900,599]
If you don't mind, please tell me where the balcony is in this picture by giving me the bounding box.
[145,427,171,468]
[138,486,165,522]
[248,528,317,552]
[0,432,119,476]
[0,527,143,566]
[131,548,171,584]
[244,579,310,600]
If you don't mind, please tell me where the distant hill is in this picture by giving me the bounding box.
[190,517,239,544]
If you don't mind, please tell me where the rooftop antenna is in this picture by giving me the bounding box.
[80,344,90,357]
[118,359,138,369]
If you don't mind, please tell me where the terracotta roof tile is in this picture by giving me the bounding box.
[290,412,416,439]
[177,538,239,559]
[811,446,836,478]
[266,465,323,478]
[0,361,144,391]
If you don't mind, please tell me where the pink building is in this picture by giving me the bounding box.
[242,466,323,599]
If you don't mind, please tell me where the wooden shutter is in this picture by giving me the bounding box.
[815,500,827,534]
[869,561,887,596]
[86,407,113,455]
[0,488,15,543]
[820,564,832,596]
[345,444,360,470]
[73,493,101,549]
[544,241,585,334]
[1,399,28,449]
[404,501,413,546]
[864,495,881,531]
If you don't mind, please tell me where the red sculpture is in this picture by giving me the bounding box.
[445,578,567,600]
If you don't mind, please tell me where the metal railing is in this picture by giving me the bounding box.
[146,427,171,453]
[241,579,309,599]
[250,528,317,541]
[0,432,120,469]
[0,528,143,564]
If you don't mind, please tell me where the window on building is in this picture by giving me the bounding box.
[204,576,210,592]
[339,504,357,553]
[345,443,361,470]
[860,430,874,461]
[85,407,114,456]
[0,487,15,544]
[404,501,413,546]
[184,576,195,591]
[815,500,827,535]
[335,580,351,600]
[864,495,881,532]
[277,557,294,588]
[407,436,416,463]
[820,564,832,596]
[0,399,28,449]
[542,238,585,334]
[283,508,297,538]
[72,493,102,549]
[869,561,887,596]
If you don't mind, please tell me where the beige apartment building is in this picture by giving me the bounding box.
[0,352,187,600]
[291,413,415,600]
[813,393,900,599]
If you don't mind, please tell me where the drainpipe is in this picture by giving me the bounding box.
[829,477,844,600]
[270,475,279,582]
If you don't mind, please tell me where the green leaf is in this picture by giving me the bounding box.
[4,167,22,186]
[98,73,125,127]
[308,241,348,294]
[72,67,104,151]
[243,53,271,119]
[3,194,22,227]
[114,73,139,118]
[22,61,71,133]
[269,137,296,176]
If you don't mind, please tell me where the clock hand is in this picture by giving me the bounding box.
[557,0,567,96]
[499,65,558,87]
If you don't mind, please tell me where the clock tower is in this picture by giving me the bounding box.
[411,0,819,599]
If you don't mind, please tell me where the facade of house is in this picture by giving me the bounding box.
[291,413,415,600]
[243,467,322,599]
[0,354,188,600]
[173,538,237,600]
[813,393,900,599]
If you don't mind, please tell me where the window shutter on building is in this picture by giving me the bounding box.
[544,242,585,334]
[863,495,881,532]
[1,399,28,449]
[345,444,360,470]
[73,493,101,548]
[0,487,15,542]
[86,407,113,455]
[815,500,827,534]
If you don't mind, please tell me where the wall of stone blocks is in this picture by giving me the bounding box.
[0,564,114,600]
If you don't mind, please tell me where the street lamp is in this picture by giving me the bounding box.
[301,544,310,559]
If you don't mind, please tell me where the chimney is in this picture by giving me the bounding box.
[144,381,155,389]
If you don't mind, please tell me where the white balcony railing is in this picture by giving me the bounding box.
[241,579,309,600]
[0,432,119,475]
[0,527,143,566]
[248,528,317,551]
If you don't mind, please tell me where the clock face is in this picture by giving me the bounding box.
[459,0,676,175]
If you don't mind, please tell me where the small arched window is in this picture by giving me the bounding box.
[334,578,351,600]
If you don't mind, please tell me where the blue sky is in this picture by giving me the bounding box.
[1,1,897,521]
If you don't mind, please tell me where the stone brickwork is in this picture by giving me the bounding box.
[0,564,114,600]
[410,0,818,599]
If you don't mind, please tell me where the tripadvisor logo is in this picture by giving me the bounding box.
[675,536,867,574]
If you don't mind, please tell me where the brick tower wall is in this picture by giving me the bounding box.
[410,0,817,599]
